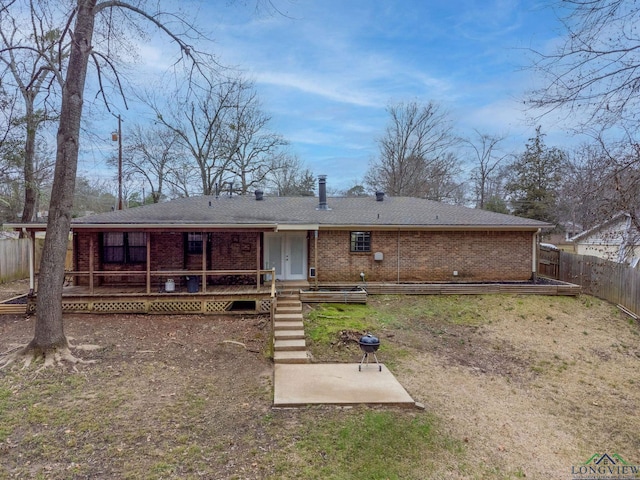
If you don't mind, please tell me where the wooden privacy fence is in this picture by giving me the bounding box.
[0,237,54,284]
[557,251,640,318]
[539,245,560,278]
[0,238,31,283]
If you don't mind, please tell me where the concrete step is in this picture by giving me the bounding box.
[274,350,309,364]
[276,305,302,314]
[274,329,306,340]
[274,338,306,351]
[274,320,304,331]
[278,298,302,305]
[274,313,303,321]
[278,295,301,301]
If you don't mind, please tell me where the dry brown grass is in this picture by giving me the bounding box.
[382,294,640,478]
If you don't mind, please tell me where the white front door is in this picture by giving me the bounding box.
[264,233,307,281]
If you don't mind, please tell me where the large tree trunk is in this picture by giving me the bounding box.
[20,100,37,226]
[30,0,97,357]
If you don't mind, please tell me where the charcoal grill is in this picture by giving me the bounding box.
[358,333,382,372]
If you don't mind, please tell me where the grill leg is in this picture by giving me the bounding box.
[359,352,367,371]
[372,353,382,371]
[358,352,382,372]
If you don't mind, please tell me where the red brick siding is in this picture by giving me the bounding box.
[314,230,533,282]
[75,229,533,286]
[74,232,97,286]
[210,232,259,269]
[151,232,185,271]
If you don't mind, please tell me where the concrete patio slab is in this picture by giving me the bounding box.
[273,363,417,408]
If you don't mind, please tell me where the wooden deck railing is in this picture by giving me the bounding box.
[66,268,277,295]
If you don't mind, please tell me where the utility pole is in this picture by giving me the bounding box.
[111,114,123,210]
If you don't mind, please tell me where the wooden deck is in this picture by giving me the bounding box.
[16,283,276,315]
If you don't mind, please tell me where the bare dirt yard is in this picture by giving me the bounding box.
[1,280,639,479]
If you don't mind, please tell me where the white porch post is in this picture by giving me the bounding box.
[27,229,35,295]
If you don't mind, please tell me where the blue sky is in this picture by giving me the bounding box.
[82,0,572,192]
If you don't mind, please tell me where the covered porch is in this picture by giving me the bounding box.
[14,221,309,314]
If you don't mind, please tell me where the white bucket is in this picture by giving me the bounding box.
[165,279,175,292]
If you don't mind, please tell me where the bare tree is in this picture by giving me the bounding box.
[0,85,24,221]
[1,0,216,368]
[556,142,606,233]
[164,156,198,198]
[150,75,255,196]
[422,151,465,203]
[572,136,640,261]
[109,123,180,203]
[529,0,640,128]
[265,154,315,196]
[225,84,289,194]
[464,130,509,209]
[0,79,18,146]
[365,101,459,198]
[0,1,66,223]
[73,174,116,215]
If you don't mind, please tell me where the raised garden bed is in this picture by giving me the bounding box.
[302,278,581,302]
[299,287,367,304]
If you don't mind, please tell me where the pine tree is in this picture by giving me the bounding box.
[506,127,566,223]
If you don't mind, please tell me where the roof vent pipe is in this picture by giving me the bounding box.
[375,191,385,201]
[255,190,264,201]
[317,175,328,210]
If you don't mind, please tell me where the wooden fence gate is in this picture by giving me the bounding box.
[538,245,560,279]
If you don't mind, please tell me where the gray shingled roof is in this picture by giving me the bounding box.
[70,195,551,230]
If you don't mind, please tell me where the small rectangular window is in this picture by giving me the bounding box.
[103,232,125,263]
[187,233,203,254]
[127,232,147,263]
[350,231,371,252]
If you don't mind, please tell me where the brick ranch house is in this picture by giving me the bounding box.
[9,178,568,314]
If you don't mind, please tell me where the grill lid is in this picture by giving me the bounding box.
[359,333,380,346]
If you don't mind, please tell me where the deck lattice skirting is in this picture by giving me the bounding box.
[55,296,273,315]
